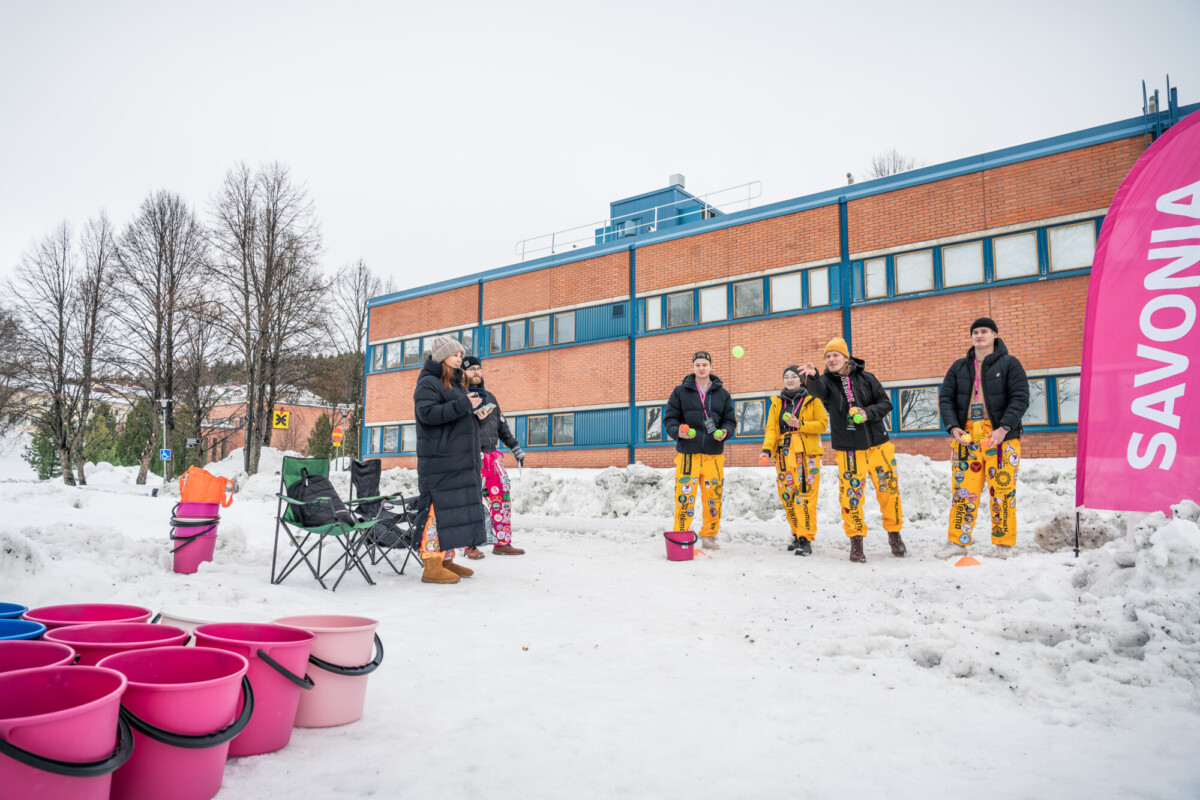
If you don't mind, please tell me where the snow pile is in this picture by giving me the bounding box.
[1035,508,1123,552]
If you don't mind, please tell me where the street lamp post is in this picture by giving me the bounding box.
[158,397,171,482]
[244,329,264,475]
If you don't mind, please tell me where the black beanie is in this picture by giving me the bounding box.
[970,317,998,333]
[462,356,482,369]
[783,365,801,378]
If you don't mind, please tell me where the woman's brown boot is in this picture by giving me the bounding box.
[421,556,460,584]
[442,558,474,577]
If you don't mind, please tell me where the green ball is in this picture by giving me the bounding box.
[852,413,865,424]
[732,346,744,358]
[687,428,697,438]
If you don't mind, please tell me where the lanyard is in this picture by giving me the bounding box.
[696,383,712,420]
[842,375,855,407]
[973,359,984,401]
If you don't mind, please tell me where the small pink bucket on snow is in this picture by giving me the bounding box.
[274,615,383,728]
[664,531,698,561]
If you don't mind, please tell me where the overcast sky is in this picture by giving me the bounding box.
[1,0,1197,295]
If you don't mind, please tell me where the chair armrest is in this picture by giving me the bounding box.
[276,494,332,506]
[346,495,387,505]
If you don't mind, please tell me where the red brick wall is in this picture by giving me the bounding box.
[364,370,421,424]
[851,274,1089,381]
[636,206,840,294]
[549,252,629,308]
[370,284,479,342]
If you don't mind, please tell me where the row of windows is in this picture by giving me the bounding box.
[367,375,1078,455]
[642,265,834,331]
[370,328,476,373]
[488,311,576,354]
[367,413,578,455]
[854,220,1097,301]
[369,221,1097,373]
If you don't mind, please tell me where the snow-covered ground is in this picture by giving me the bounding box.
[2,442,1199,798]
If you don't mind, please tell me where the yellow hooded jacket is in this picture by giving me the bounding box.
[762,394,828,456]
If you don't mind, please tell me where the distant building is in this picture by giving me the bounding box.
[204,385,350,461]
[363,101,1197,468]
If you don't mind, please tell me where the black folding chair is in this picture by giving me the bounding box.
[348,459,421,576]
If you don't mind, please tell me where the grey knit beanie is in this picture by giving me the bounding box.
[429,335,465,363]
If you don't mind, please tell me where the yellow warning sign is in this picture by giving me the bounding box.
[272,410,290,429]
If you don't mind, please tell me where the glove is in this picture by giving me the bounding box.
[758,451,771,467]
[511,445,525,466]
[713,429,727,441]
[678,424,695,439]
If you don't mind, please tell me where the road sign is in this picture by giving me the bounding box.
[185,438,200,448]
[160,449,171,461]
[331,427,344,445]
[272,410,290,429]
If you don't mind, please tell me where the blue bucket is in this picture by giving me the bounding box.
[0,619,47,640]
[0,603,28,620]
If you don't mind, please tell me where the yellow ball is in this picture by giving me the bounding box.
[732,346,745,358]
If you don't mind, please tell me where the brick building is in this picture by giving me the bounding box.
[363,102,1197,469]
[204,386,351,461]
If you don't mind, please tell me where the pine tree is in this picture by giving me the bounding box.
[22,422,61,480]
[307,412,333,459]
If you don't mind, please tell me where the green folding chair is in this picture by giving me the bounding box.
[271,456,381,591]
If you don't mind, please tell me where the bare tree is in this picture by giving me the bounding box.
[113,191,208,484]
[207,162,325,474]
[175,298,234,471]
[71,213,118,484]
[865,149,925,179]
[331,258,387,456]
[8,222,83,484]
[0,308,26,438]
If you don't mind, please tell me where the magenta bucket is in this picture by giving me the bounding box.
[0,602,28,619]
[0,666,133,800]
[0,641,76,673]
[45,623,189,666]
[193,623,315,756]
[275,615,383,728]
[664,531,698,561]
[0,619,47,640]
[171,505,220,575]
[98,647,252,800]
[24,603,154,631]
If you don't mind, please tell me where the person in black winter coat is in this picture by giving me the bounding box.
[802,337,906,563]
[464,356,527,557]
[936,317,1029,560]
[663,351,737,550]
[412,335,487,584]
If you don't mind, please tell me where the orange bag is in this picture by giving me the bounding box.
[178,466,235,508]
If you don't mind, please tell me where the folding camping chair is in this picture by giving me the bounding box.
[271,456,381,591]
[348,459,421,576]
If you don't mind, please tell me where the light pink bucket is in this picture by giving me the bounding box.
[192,623,315,756]
[274,615,383,728]
[24,604,154,631]
[664,531,698,561]
[0,665,132,800]
[99,647,252,800]
[45,623,189,666]
[0,641,76,673]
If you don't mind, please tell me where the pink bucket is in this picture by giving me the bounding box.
[45,624,189,666]
[193,623,315,756]
[174,502,221,518]
[275,615,383,728]
[98,647,252,800]
[24,603,154,631]
[0,665,132,800]
[664,531,698,561]
[171,529,217,575]
[0,641,76,673]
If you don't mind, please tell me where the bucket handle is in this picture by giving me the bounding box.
[0,713,133,778]
[256,649,315,690]
[151,612,161,623]
[308,633,384,677]
[664,531,699,546]
[169,527,217,554]
[118,675,254,750]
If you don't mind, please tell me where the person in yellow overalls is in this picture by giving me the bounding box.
[664,351,737,550]
[759,365,828,556]
[937,318,1029,559]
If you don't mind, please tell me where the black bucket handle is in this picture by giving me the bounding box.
[0,714,133,778]
[307,633,384,677]
[664,531,698,546]
[119,675,253,750]
[256,649,315,690]
[169,526,217,554]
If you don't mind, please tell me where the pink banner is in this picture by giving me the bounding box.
[1077,110,1200,512]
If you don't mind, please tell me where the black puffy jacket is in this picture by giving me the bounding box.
[467,380,519,453]
[938,338,1029,442]
[664,374,737,455]
[412,358,486,551]
[804,358,892,452]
